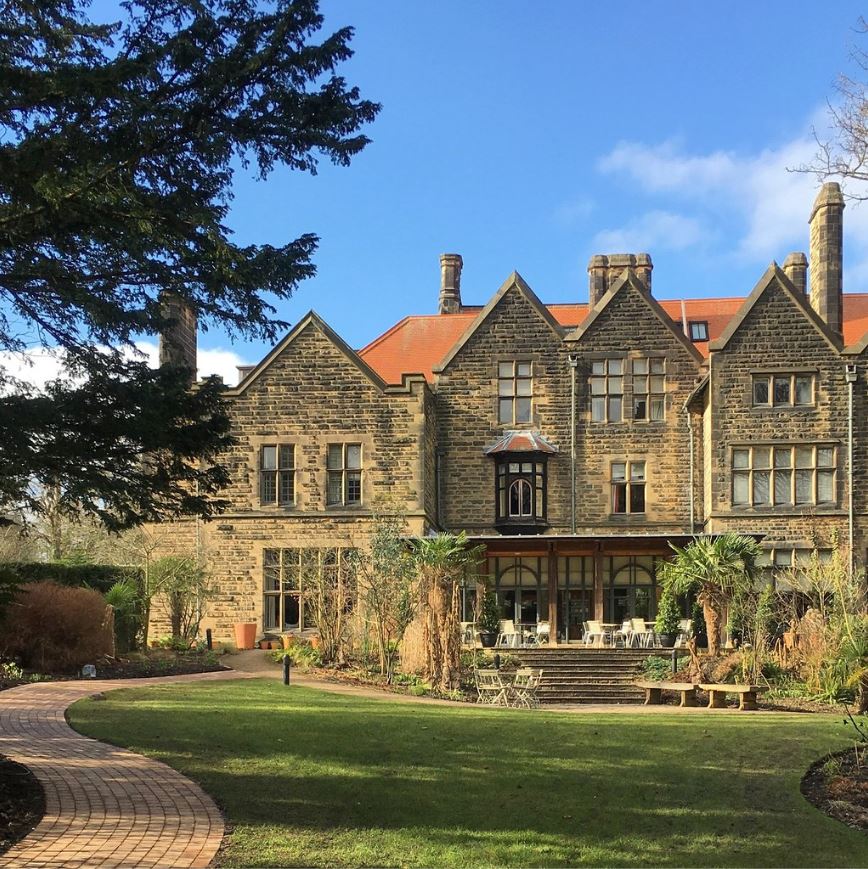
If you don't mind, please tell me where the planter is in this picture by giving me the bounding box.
[233,622,257,650]
[657,633,676,648]
[281,634,295,650]
[479,632,497,648]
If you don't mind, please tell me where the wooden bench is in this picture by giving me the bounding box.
[699,683,767,711]
[636,681,699,707]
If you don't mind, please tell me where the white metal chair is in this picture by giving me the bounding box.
[613,620,632,648]
[631,617,654,648]
[674,618,692,648]
[528,621,551,646]
[496,619,520,648]
[585,620,610,647]
[460,621,476,645]
[510,668,543,708]
[474,669,509,705]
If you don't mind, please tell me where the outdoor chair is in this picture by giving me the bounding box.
[474,669,509,705]
[460,621,476,645]
[585,620,609,647]
[533,621,551,645]
[630,618,654,648]
[496,619,520,648]
[613,620,632,648]
[510,668,543,709]
[675,619,692,648]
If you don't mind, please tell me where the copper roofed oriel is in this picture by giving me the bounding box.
[484,431,559,455]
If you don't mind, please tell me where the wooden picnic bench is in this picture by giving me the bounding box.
[699,683,767,711]
[636,681,698,707]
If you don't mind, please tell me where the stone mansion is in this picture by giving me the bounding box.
[153,183,868,645]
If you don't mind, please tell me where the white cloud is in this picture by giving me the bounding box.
[0,341,250,392]
[592,210,707,253]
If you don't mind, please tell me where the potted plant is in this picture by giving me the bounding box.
[477,590,501,648]
[654,589,681,648]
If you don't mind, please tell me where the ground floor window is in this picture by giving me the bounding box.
[263,547,356,632]
[602,556,658,624]
[487,556,548,628]
[558,556,593,642]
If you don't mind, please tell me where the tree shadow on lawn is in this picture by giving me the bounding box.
[70,682,868,867]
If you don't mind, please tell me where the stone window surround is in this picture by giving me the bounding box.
[259,443,295,506]
[327,442,364,508]
[746,366,818,412]
[249,436,300,511]
[588,352,667,425]
[729,442,837,510]
[609,457,648,517]
[751,369,816,409]
[496,359,534,427]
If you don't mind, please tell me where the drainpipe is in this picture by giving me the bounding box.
[686,409,695,533]
[568,354,579,535]
[846,364,858,578]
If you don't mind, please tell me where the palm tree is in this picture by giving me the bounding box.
[660,533,760,656]
[412,532,484,692]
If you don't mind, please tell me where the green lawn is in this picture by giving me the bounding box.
[68,681,867,868]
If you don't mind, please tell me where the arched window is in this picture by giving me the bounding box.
[509,479,532,516]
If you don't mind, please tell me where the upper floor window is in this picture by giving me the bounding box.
[498,361,532,424]
[260,445,294,505]
[327,443,362,506]
[752,373,814,407]
[631,358,665,421]
[732,445,836,507]
[611,461,646,514]
[496,459,546,524]
[689,321,709,341]
[590,359,623,422]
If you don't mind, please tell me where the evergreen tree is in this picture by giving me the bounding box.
[0,0,379,528]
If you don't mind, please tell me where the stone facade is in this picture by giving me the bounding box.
[148,186,868,644]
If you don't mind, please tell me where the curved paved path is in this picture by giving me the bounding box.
[0,670,252,868]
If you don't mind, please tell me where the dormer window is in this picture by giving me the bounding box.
[689,321,709,341]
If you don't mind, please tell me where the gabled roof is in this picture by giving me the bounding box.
[226,311,387,396]
[431,272,564,374]
[708,263,843,354]
[484,431,559,455]
[565,270,705,365]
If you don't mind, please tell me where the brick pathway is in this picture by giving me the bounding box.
[0,670,252,868]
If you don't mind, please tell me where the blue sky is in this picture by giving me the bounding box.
[214,1,868,374]
[12,1,868,384]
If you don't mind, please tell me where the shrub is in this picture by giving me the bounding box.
[104,580,141,653]
[1,581,113,672]
[642,656,672,682]
[654,590,681,636]
[0,562,143,594]
[269,640,322,668]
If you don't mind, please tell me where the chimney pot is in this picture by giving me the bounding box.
[782,252,808,295]
[439,253,462,314]
[808,182,844,334]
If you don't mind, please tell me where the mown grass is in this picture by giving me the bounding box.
[68,680,867,867]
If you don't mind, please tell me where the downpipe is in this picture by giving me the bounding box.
[846,364,858,578]
[568,354,578,535]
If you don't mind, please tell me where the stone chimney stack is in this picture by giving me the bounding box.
[782,252,808,295]
[587,253,653,307]
[439,253,463,314]
[809,182,845,334]
[158,293,198,381]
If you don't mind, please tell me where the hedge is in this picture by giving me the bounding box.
[0,562,143,594]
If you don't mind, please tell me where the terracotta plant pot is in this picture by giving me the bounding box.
[233,622,257,650]
[281,634,296,650]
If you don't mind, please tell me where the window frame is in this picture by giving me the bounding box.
[688,321,709,342]
[590,358,624,423]
[751,373,815,408]
[630,357,666,422]
[497,361,533,426]
[260,444,295,506]
[326,443,363,507]
[731,444,836,508]
[610,460,647,515]
[494,456,548,525]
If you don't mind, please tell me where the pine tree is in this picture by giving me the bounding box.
[0,0,379,528]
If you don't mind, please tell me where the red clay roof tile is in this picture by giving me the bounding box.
[357,294,868,384]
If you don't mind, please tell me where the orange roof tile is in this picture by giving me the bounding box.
[357,294,868,384]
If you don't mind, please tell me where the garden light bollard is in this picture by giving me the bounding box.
[671,649,678,676]
[493,653,501,670]
[206,628,213,651]
[283,653,291,686]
